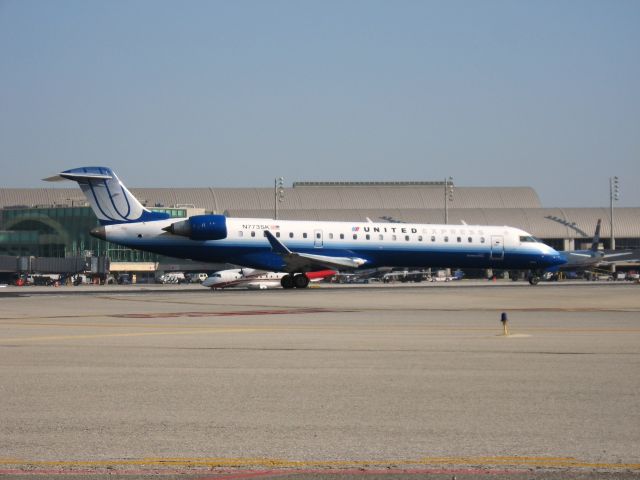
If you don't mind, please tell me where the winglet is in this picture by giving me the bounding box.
[264,230,292,255]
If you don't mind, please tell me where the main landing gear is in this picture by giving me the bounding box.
[527,271,541,285]
[281,274,310,289]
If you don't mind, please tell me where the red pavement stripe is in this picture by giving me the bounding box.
[0,467,524,477]
[195,467,524,479]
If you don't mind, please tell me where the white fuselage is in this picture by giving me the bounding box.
[100,217,563,272]
[202,268,285,289]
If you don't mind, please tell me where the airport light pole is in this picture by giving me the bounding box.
[274,177,285,220]
[444,176,454,224]
[609,176,620,273]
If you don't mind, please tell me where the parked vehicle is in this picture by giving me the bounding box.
[187,272,209,283]
[158,272,186,284]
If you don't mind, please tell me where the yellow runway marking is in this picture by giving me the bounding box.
[0,321,276,329]
[1,456,638,470]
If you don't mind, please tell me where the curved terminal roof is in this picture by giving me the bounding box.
[0,184,541,211]
[2,186,639,239]
[223,208,640,239]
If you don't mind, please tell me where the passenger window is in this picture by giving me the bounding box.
[392,235,397,241]
[303,233,308,239]
[251,231,256,237]
[431,236,436,242]
[316,233,321,239]
[457,237,461,243]
[379,234,384,240]
[238,231,243,237]
[366,234,370,240]
[480,237,485,243]
[340,233,344,240]
[276,232,280,238]
[353,234,358,240]
[289,232,294,238]
[405,235,410,241]
[329,233,334,239]
[444,236,449,242]
[418,235,423,241]
[468,237,472,243]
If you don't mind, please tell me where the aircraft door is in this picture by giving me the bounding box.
[490,235,504,260]
[314,229,323,248]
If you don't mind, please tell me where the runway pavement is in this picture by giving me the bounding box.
[0,282,639,478]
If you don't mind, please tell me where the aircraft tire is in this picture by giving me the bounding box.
[293,274,310,289]
[528,275,540,285]
[281,275,295,289]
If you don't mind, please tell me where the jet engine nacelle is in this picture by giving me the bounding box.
[163,214,228,240]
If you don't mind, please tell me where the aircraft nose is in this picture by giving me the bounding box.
[549,252,567,266]
[90,226,106,240]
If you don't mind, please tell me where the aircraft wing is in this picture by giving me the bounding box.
[598,249,640,265]
[264,230,367,272]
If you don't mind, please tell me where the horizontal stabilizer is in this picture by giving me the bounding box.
[44,172,113,182]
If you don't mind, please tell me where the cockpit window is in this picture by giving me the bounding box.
[520,236,540,243]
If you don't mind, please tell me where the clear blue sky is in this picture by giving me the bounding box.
[1,0,638,207]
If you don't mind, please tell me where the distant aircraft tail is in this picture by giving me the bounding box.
[590,219,602,252]
[44,166,170,225]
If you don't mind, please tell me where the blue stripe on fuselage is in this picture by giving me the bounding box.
[118,239,553,271]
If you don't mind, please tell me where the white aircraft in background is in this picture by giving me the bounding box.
[47,167,566,287]
[202,269,336,290]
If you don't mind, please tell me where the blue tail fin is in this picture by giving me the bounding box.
[590,219,602,252]
[44,167,170,225]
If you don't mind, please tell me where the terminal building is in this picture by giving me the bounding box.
[1,181,639,279]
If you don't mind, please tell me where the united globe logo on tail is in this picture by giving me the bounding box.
[45,167,170,225]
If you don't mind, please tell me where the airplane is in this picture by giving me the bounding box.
[556,219,605,270]
[202,268,335,289]
[507,219,640,281]
[547,219,640,277]
[45,167,566,287]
